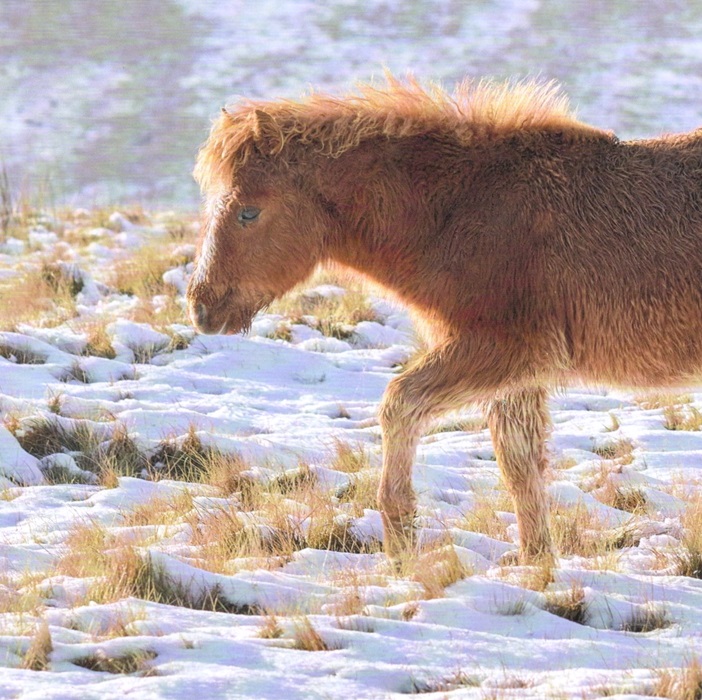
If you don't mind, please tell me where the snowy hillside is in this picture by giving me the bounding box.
[3,1,702,203]
[0,209,701,698]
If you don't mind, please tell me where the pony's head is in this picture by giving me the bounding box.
[186,106,335,335]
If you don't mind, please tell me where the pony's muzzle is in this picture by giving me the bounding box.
[194,303,208,329]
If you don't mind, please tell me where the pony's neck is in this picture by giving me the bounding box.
[320,139,462,319]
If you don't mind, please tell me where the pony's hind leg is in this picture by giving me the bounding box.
[485,386,553,564]
[377,338,525,561]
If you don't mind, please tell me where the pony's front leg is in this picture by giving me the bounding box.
[377,345,470,560]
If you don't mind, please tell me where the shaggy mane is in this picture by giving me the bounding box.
[194,76,601,193]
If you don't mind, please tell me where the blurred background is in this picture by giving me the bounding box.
[3,0,702,208]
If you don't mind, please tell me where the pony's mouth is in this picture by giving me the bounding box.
[189,292,268,336]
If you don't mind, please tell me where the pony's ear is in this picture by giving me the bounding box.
[252,109,284,155]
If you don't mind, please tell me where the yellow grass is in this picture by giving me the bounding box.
[550,503,621,559]
[664,405,702,431]
[653,658,702,700]
[0,264,77,331]
[633,392,693,410]
[20,621,53,671]
[291,616,340,651]
[458,493,512,541]
[73,648,157,675]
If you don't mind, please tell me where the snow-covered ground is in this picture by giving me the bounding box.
[0,212,701,698]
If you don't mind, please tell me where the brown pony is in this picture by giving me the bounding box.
[186,76,702,564]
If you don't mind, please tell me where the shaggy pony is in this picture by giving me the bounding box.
[187,76,702,563]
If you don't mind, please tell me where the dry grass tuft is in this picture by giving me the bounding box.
[664,405,702,431]
[0,572,46,615]
[594,482,648,515]
[149,428,250,493]
[335,615,375,633]
[189,504,293,573]
[620,604,671,633]
[107,242,176,299]
[336,471,380,516]
[120,490,195,528]
[13,418,148,486]
[634,393,693,410]
[258,614,284,639]
[406,543,470,599]
[82,546,258,613]
[653,658,702,700]
[55,522,112,579]
[402,602,420,621]
[552,455,579,471]
[603,412,621,432]
[331,439,371,473]
[428,412,488,435]
[591,438,634,461]
[40,261,84,297]
[494,598,528,616]
[303,495,381,554]
[81,322,117,359]
[675,497,702,578]
[0,265,78,331]
[21,622,53,671]
[73,648,157,675]
[291,616,340,651]
[268,281,379,340]
[459,493,511,541]
[14,417,102,460]
[543,582,588,624]
[550,503,621,559]
[270,463,317,494]
[408,670,482,694]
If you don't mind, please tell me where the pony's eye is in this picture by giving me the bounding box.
[237,206,261,225]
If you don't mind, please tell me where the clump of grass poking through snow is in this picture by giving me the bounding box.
[543,582,589,624]
[408,671,482,694]
[550,503,620,559]
[20,622,53,671]
[148,426,251,492]
[675,497,702,579]
[73,649,157,675]
[458,492,511,542]
[591,437,634,461]
[258,615,284,639]
[663,405,702,431]
[336,471,380,516]
[620,604,671,633]
[267,276,379,340]
[12,417,103,460]
[402,543,471,600]
[79,546,259,614]
[291,617,340,651]
[594,482,649,515]
[653,658,702,700]
[330,439,371,473]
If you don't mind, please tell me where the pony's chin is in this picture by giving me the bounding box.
[219,306,262,335]
[190,295,268,335]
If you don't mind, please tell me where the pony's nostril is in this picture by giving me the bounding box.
[195,303,208,327]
